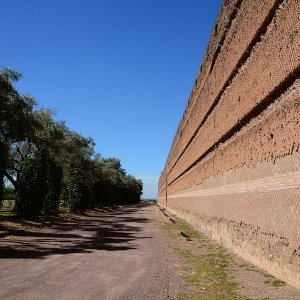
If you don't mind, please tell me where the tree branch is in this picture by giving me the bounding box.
[4,172,18,190]
[16,147,24,160]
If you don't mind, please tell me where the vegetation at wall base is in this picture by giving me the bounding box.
[159,216,251,300]
[0,67,143,217]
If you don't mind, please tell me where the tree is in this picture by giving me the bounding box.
[5,109,64,214]
[1,67,143,216]
[0,68,36,202]
[15,155,47,217]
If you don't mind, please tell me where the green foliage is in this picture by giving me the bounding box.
[0,179,3,203]
[67,170,90,212]
[0,68,36,144]
[16,155,47,217]
[0,142,8,202]
[44,160,63,215]
[263,274,286,287]
[1,67,143,217]
[159,217,248,300]
[3,186,15,200]
[84,158,143,209]
[244,264,286,287]
[66,171,80,211]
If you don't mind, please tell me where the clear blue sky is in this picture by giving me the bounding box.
[1,0,222,198]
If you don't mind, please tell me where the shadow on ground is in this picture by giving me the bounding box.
[0,203,153,259]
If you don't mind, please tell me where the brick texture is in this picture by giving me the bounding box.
[158,0,300,289]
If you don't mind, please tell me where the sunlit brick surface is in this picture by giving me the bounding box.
[158,0,300,288]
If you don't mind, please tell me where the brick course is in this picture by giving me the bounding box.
[159,0,300,289]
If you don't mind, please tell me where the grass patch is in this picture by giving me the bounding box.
[158,215,250,300]
[158,217,207,243]
[242,262,286,287]
[263,274,286,287]
[176,248,240,300]
[0,211,16,217]
[0,200,16,219]
[1,199,15,209]
[59,205,70,214]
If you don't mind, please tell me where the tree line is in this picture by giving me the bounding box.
[0,68,143,216]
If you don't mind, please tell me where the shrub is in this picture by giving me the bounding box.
[44,160,63,215]
[16,155,47,217]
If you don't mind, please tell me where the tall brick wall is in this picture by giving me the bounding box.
[158,0,300,288]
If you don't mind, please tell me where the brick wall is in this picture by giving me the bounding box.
[158,0,300,288]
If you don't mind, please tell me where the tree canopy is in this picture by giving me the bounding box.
[0,68,143,216]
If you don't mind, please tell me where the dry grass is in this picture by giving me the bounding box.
[158,215,251,300]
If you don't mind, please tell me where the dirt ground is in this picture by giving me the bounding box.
[0,203,184,300]
[1,203,300,300]
[156,206,300,300]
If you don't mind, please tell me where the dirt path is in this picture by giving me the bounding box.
[2,203,299,300]
[0,203,183,300]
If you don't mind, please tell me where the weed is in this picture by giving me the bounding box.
[158,215,250,300]
[241,262,286,287]
[263,274,286,287]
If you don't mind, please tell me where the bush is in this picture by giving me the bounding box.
[44,160,63,215]
[3,186,15,200]
[66,171,81,212]
[0,142,8,202]
[16,155,47,217]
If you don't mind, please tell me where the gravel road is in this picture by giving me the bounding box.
[0,203,182,300]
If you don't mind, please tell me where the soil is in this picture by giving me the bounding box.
[0,203,184,300]
[230,255,300,300]
[156,206,300,300]
[1,203,300,300]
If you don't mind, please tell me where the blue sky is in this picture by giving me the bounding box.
[1,0,222,198]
